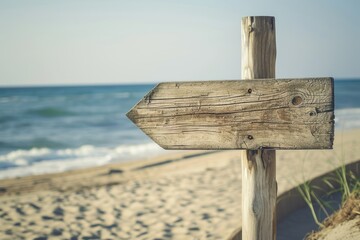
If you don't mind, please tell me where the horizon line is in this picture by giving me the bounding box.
[1,77,359,89]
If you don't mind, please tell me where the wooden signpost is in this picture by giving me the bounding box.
[127,16,334,240]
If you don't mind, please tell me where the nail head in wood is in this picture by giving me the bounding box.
[309,111,317,116]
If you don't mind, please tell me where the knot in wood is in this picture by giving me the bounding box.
[252,196,261,217]
[247,88,252,94]
[291,96,303,106]
[309,111,317,117]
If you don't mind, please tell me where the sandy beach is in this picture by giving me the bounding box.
[0,129,360,240]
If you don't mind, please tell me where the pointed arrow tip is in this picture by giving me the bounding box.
[125,105,168,150]
[126,108,136,123]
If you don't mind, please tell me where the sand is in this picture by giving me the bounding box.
[306,192,360,240]
[0,129,360,240]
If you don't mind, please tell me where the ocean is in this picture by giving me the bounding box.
[0,79,359,179]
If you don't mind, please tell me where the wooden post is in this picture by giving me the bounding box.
[241,16,277,240]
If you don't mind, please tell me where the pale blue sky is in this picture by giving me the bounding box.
[1,0,359,86]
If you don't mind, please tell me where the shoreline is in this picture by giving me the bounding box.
[0,129,360,239]
[0,128,358,181]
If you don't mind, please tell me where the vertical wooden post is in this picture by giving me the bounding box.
[241,16,277,240]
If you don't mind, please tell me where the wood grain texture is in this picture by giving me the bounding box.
[241,16,276,79]
[127,78,334,150]
[241,149,277,240]
[240,16,277,240]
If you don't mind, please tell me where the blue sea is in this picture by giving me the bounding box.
[0,79,360,179]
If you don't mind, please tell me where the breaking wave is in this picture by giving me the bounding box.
[0,142,164,179]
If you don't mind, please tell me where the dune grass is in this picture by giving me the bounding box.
[298,163,360,227]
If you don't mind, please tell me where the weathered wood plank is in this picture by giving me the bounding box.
[127,77,334,150]
[240,16,277,240]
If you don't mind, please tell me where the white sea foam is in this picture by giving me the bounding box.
[335,108,360,130]
[0,142,164,179]
[0,96,21,104]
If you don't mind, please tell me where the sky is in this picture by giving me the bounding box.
[0,0,360,86]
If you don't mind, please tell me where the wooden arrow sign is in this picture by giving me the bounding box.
[127,77,334,150]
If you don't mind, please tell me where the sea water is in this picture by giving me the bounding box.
[0,79,359,179]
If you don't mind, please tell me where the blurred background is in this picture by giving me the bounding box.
[1,0,360,179]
